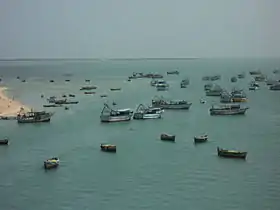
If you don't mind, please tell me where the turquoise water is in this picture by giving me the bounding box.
[0,58,280,210]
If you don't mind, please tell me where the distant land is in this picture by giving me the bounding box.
[0,57,199,61]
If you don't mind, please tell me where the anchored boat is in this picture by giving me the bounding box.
[160,133,175,142]
[205,85,223,96]
[100,144,116,152]
[180,78,189,88]
[231,89,247,102]
[209,104,248,115]
[217,147,247,159]
[270,83,280,90]
[167,70,179,75]
[151,96,192,110]
[17,111,53,123]
[80,86,97,90]
[0,138,9,145]
[231,77,237,82]
[44,157,59,169]
[194,135,208,143]
[133,104,163,120]
[100,103,133,123]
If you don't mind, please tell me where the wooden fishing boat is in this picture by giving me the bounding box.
[167,70,179,75]
[110,88,121,91]
[217,147,247,159]
[0,138,9,145]
[44,157,59,169]
[194,135,208,143]
[84,91,96,95]
[100,144,116,152]
[160,133,175,142]
[43,104,62,108]
[80,86,97,90]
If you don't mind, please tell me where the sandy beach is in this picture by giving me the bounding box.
[0,87,30,117]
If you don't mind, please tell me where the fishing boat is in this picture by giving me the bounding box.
[249,86,258,91]
[217,147,247,159]
[231,77,237,82]
[231,89,247,102]
[100,103,133,122]
[273,69,280,74]
[237,73,245,79]
[220,91,233,103]
[249,81,260,87]
[180,78,189,88]
[68,94,75,97]
[160,133,175,142]
[266,79,278,86]
[43,104,62,108]
[210,75,221,81]
[205,85,223,96]
[65,79,70,82]
[100,144,116,152]
[133,104,163,120]
[44,157,60,169]
[80,86,97,90]
[209,104,248,115]
[49,80,54,83]
[84,91,96,95]
[204,83,213,91]
[254,74,266,82]
[110,88,121,91]
[202,76,210,81]
[249,70,262,75]
[0,138,9,145]
[100,94,107,98]
[167,70,179,75]
[17,111,53,123]
[200,99,206,104]
[21,80,26,83]
[156,83,169,91]
[270,83,280,90]
[194,135,208,143]
[151,96,192,109]
[85,79,91,82]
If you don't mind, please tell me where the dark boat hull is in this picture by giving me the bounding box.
[217,148,247,159]
[0,140,9,145]
[160,134,175,142]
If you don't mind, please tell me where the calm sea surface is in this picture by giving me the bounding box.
[0,58,280,210]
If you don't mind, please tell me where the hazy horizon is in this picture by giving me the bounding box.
[1,0,280,59]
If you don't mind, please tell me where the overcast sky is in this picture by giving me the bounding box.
[0,0,279,58]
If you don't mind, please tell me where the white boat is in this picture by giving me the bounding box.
[133,104,163,120]
[100,103,133,123]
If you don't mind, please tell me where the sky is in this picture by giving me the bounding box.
[0,0,279,58]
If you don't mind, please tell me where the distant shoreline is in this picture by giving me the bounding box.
[0,57,200,62]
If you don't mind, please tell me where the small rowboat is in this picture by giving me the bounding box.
[110,88,121,91]
[44,157,59,169]
[160,133,175,142]
[100,144,116,152]
[84,91,96,95]
[100,94,108,98]
[217,147,247,159]
[194,135,208,143]
[0,138,9,145]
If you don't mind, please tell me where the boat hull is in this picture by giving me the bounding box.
[17,117,51,123]
[100,115,132,123]
[152,104,191,110]
[210,109,248,115]
[133,113,161,120]
[0,140,9,145]
[194,137,208,143]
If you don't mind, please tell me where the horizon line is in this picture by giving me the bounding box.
[0,57,200,61]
